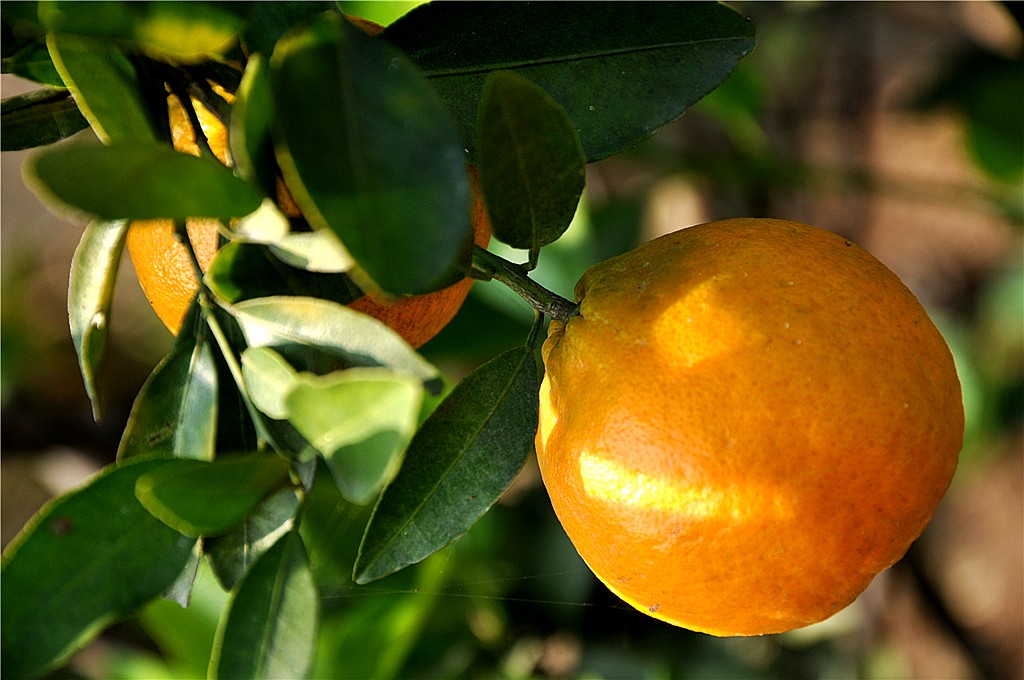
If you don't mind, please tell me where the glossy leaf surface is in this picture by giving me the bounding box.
[286,369,423,505]
[270,13,471,295]
[205,487,302,591]
[384,1,756,161]
[26,142,262,221]
[47,32,155,143]
[0,458,196,679]
[355,345,538,583]
[210,532,318,680]
[229,296,441,391]
[118,324,218,461]
[477,70,585,253]
[68,219,128,421]
[135,454,293,538]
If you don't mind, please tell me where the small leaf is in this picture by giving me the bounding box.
[477,70,586,254]
[205,487,302,591]
[384,2,756,162]
[25,142,263,221]
[68,219,129,421]
[355,345,539,584]
[270,13,472,295]
[47,32,156,143]
[0,87,90,151]
[210,531,318,680]
[0,458,197,679]
[286,369,423,505]
[205,241,361,307]
[4,36,63,86]
[135,454,293,538]
[118,325,218,461]
[268,231,354,274]
[229,296,441,392]
[241,346,301,421]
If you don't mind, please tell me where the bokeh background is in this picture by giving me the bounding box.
[2,2,1021,678]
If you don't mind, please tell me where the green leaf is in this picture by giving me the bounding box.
[286,369,423,505]
[210,531,318,680]
[25,141,263,221]
[118,324,218,461]
[241,1,336,58]
[205,487,302,591]
[315,551,449,680]
[47,32,155,143]
[0,458,197,679]
[477,70,586,255]
[4,35,63,86]
[354,345,538,584]
[384,1,756,162]
[270,13,472,295]
[229,296,442,392]
[135,454,294,538]
[139,562,229,679]
[206,241,362,307]
[163,542,202,607]
[68,219,128,421]
[37,0,243,63]
[241,346,301,421]
[230,55,277,198]
[0,87,90,151]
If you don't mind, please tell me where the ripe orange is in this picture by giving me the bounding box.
[535,218,963,636]
[126,15,491,347]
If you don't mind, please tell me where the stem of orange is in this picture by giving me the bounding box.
[471,245,577,322]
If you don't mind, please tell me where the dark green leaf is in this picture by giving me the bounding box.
[384,1,756,162]
[229,296,442,392]
[68,219,128,421]
[4,36,62,85]
[0,87,89,150]
[47,32,156,143]
[270,13,472,295]
[25,141,263,221]
[205,487,302,590]
[286,369,423,505]
[210,531,318,680]
[118,324,218,461]
[135,454,294,537]
[354,345,538,584]
[206,241,362,306]
[477,70,586,254]
[37,1,243,62]
[0,458,197,680]
[230,55,277,198]
[242,1,337,57]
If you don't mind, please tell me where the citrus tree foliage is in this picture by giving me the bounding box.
[1,2,755,677]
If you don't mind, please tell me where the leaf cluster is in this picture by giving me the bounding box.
[1,2,754,677]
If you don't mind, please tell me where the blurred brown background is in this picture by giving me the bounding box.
[2,2,1022,678]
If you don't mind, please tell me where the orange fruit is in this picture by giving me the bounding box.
[126,15,491,347]
[125,93,227,332]
[535,218,963,636]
